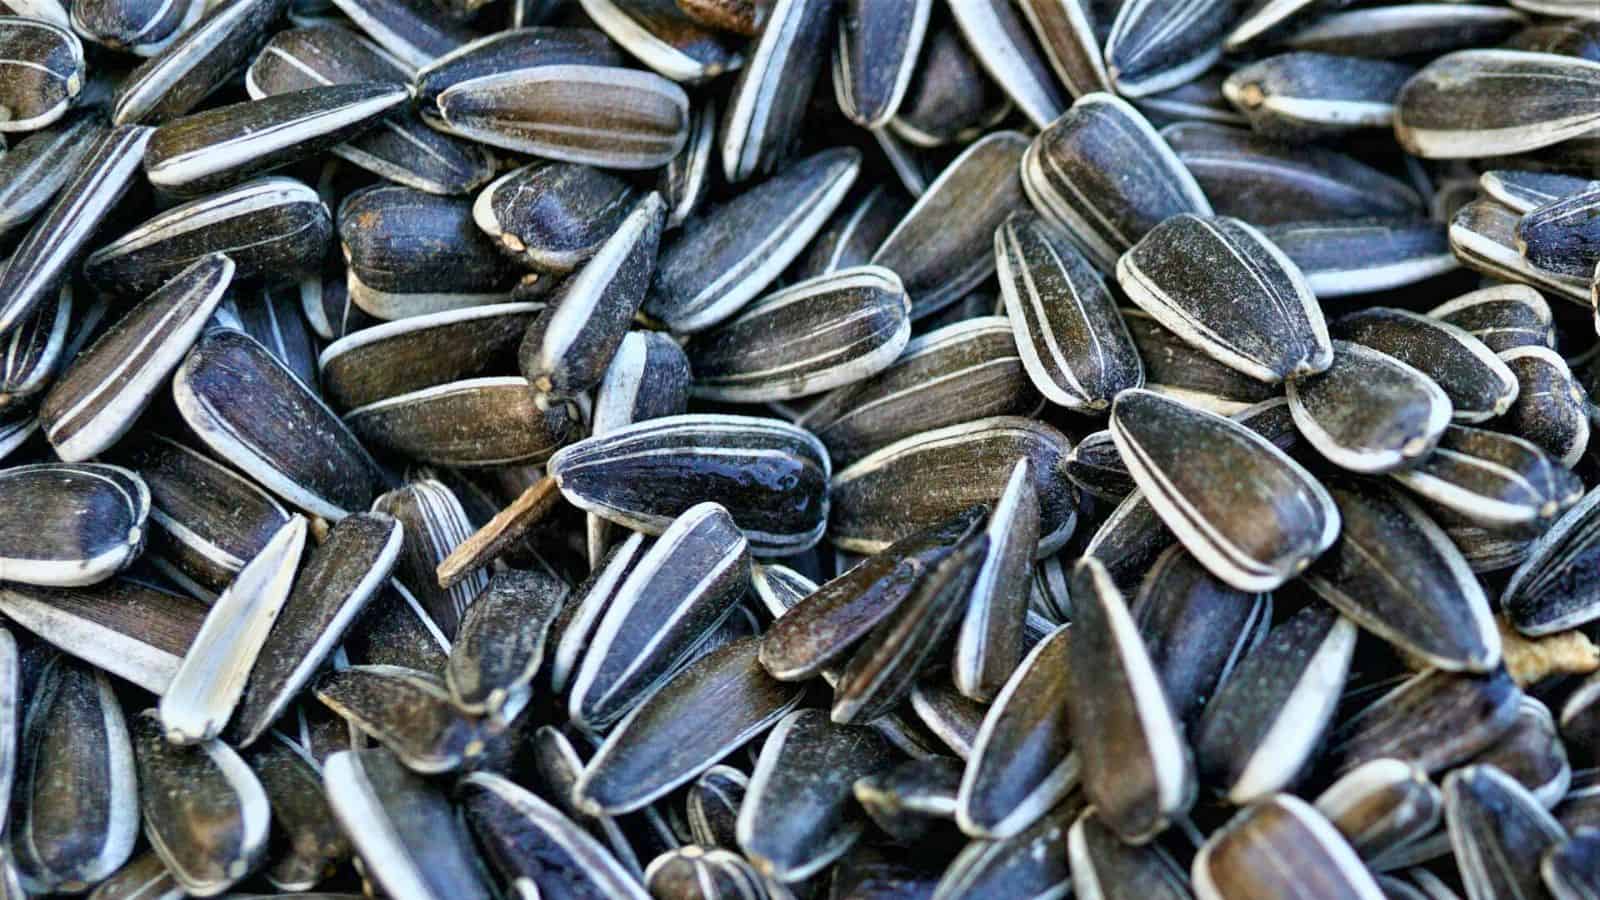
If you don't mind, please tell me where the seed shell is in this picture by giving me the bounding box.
[833,0,928,128]
[0,17,82,133]
[1191,795,1385,900]
[0,579,203,695]
[1104,0,1230,98]
[948,0,1065,128]
[0,463,149,588]
[317,665,488,773]
[447,569,566,716]
[718,0,832,182]
[0,110,96,235]
[112,0,289,126]
[579,0,741,84]
[1444,764,1566,900]
[346,376,574,467]
[1395,49,1600,159]
[1262,218,1457,299]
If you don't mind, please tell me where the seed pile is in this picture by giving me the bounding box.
[1,0,1599,897]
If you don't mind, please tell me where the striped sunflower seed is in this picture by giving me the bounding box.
[1023,92,1212,273]
[130,709,269,897]
[1066,556,1195,844]
[374,480,486,640]
[247,25,495,195]
[527,724,646,876]
[447,569,565,717]
[1429,285,1554,354]
[518,192,665,401]
[932,800,1078,899]
[1449,200,1590,305]
[159,515,307,744]
[1223,52,1413,140]
[1262,218,1457,298]
[144,82,409,196]
[1503,486,1600,636]
[70,0,199,55]
[688,265,910,403]
[1470,696,1571,807]
[0,578,203,695]
[1121,308,1278,416]
[1392,425,1581,534]
[957,623,1074,839]
[569,502,749,732]
[244,734,347,891]
[229,512,401,746]
[0,125,150,333]
[1065,428,1135,501]
[473,161,637,273]
[1443,764,1566,900]
[1285,340,1451,473]
[0,275,69,407]
[871,130,1027,320]
[1480,169,1600,215]
[646,845,768,900]
[11,653,136,894]
[458,770,648,900]
[948,0,1065,128]
[41,254,232,462]
[1117,214,1331,384]
[0,463,149,588]
[1104,0,1230,98]
[438,64,689,170]
[579,0,742,84]
[175,327,378,520]
[910,678,988,760]
[1110,389,1338,591]
[688,765,748,849]
[954,459,1038,702]
[1285,5,1527,59]
[548,532,648,695]
[1328,667,1521,777]
[323,749,493,900]
[1194,604,1357,803]
[798,316,1041,466]
[1332,307,1517,424]
[346,376,574,466]
[1164,122,1423,225]
[1133,543,1271,730]
[1518,185,1600,278]
[412,26,623,114]
[829,416,1077,556]
[0,110,95,235]
[550,414,831,556]
[573,637,805,816]
[1499,346,1590,468]
[325,0,470,68]
[659,94,716,229]
[1068,806,1191,900]
[1192,795,1385,900]
[995,211,1143,411]
[795,184,907,280]
[1543,829,1600,900]
[1315,758,1442,864]
[1395,49,1600,159]
[112,0,287,126]
[833,0,929,128]
[317,665,490,773]
[85,176,332,297]
[1018,0,1110,98]
[738,708,898,882]
[344,580,451,675]
[854,756,961,844]
[0,16,81,133]
[718,0,832,182]
[646,147,859,333]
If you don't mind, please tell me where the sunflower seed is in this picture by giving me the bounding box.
[833,0,928,129]
[738,709,897,881]
[689,265,910,403]
[459,770,650,900]
[40,255,230,461]
[473,161,637,274]
[519,193,664,400]
[1134,68,1246,127]
[832,527,988,724]
[10,654,136,894]
[1017,0,1108,99]
[131,709,269,897]
[1329,667,1522,776]
[1519,185,1600,278]
[948,0,1065,128]
[889,22,1009,148]
[71,0,200,54]
[0,125,150,333]
[551,414,831,556]
[348,376,575,466]
[176,327,377,519]
[574,637,805,816]
[932,800,1078,900]
[1065,429,1134,501]
[340,184,517,310]
[952,459,1038,703]
[1330,307,1517,426]
[159,514,306,744]
[1121,308,1278,415]
[1394,425,1580,534]
[1499,346,1590,468]
[1223,52,1413,140]
[0,110,95,235]
[1066,556,1194,843]
[1111,389,1337,591]
[412,26,622,112]
[687,765,748,848]
[1448,200,1590,305]
[0,17,81,133]
[112,0,287,126]
[718,0,832,182]
[1504,485,1600,636]
[324,748,494,900]
[0,276,68,406]
[1445,764,1567,900]
[1192,794,1385,900]
[325,0,469,68]
[1396,50,1600,159]
[1118,214,1330,383]
[1470,696,1570,807]
[447,569,564,716]
[1543,829,1600,900]
[230,512,401,746]
[872,131,1027,320]
[1164,122,1424,225]
[1481,169,1600,215]
[1286,341,1451,473]
[1263,219,1457,298]
[0,463,149,588]
[317,665,488,772]
[1196,605,1357,804]
[592,329,691,437]
[659,94,716,229]
[854,756,960,844]
[570,502,749,732]
[86,176,332,297]
[1104,0,1230,98]
[799,316,1041,466]
[830,416,1077,556]
[439,64,688,170]
[144,82,408,196]
[795,185,906,281]
[646,845,770,900]
[1069,806,1192,900]
[648,146,859,332]
[995,212,1142,410]
[242,734,345,891]
[1316,758,1441,863]
[1023,93,1210,274]
[581,0,741,84]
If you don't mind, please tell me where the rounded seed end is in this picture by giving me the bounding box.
[465,738,485,757]
[1238,83,1265,109]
